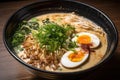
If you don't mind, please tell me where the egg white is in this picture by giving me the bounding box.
[61,48,89,68]
[72,32,100,48]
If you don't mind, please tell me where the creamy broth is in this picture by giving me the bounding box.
[14,13,107,72]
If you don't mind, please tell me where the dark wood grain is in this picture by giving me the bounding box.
[0,0,120,80]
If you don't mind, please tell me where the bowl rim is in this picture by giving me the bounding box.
[3,0,118,75]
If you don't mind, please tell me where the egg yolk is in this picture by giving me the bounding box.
[68,51,85,62]
[77,35,91,44]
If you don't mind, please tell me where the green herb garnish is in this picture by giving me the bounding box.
[36,21,75,52]
[11,20,39,47]
[11,18,76,52]
[11,30,25,47]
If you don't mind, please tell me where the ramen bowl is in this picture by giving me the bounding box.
[3,0,118,80]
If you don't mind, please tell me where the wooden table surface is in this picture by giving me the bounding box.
[0,0,120,80]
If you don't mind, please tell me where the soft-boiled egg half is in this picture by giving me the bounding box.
[72,32,100,48]
[61,48,89,68]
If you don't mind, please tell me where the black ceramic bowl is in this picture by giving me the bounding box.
[3,0,118,80]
